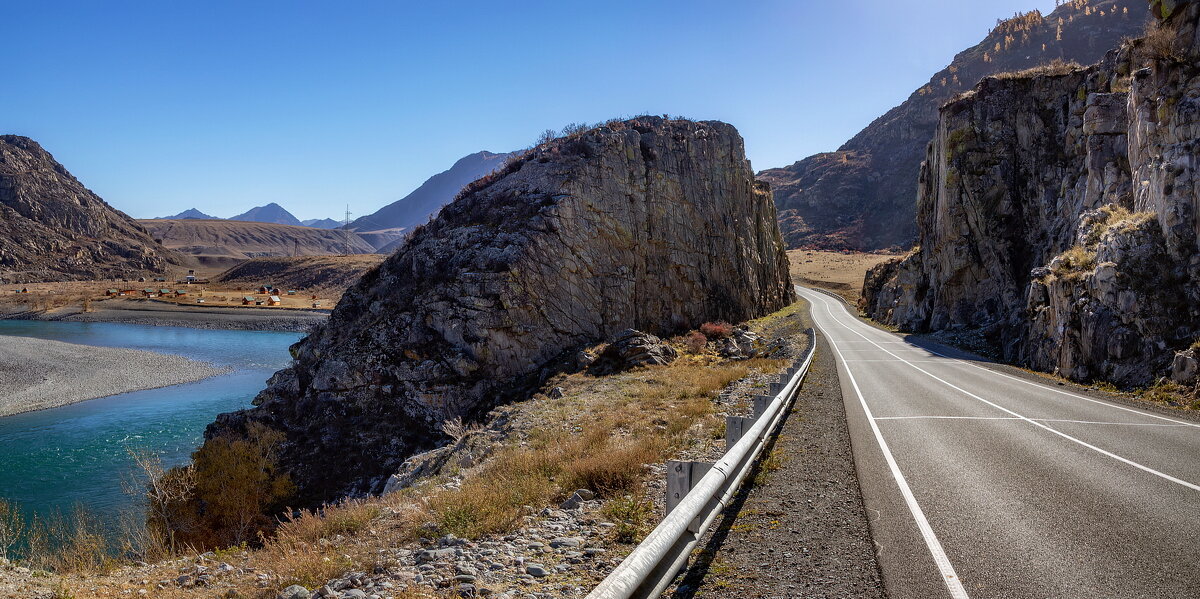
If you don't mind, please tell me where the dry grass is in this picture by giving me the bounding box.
[787,250,899,304]
[18,302,807,599]
[1138,19,1185,63]
[1050,246,1097,280]
[992,59,1082,80]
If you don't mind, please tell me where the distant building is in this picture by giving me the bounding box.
[242,296,255,305]
[267,295,282,306]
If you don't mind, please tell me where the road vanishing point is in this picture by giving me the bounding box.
[797,286,1200,599]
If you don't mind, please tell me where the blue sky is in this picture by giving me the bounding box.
[4,0,1057,221]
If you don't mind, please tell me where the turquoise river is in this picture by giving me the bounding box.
[0,320,302,526]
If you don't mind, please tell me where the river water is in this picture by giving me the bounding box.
[0,320,301,526]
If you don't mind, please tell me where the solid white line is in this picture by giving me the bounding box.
[875,416,1022,421]
[812,302,970,598]
[803,288,1200,494]
[925,349,1200,429]
[875,416,1190,427]
[843,359,948,363]
[806,288,1200,429]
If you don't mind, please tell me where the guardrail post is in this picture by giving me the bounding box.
[752,395,771,419]
[666,461,713,515]
[725,416,753,449]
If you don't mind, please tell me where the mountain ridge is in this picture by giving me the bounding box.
[0,135,183,282]
[762,0,1150,250]
[346,150,513,250]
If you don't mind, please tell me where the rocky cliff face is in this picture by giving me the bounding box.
[0,135,182,282]
[761,0,1149,250]
[863,1,1200,387]
[211,117,794,503]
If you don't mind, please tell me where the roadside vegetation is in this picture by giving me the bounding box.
[0,302,809,598]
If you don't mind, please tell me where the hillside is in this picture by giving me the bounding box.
[347,150,513,250]
[212,254,385,293]
[141,218,376,268]
[228,202,303,226]
[0,135,183,282]
[762,0,1150,250]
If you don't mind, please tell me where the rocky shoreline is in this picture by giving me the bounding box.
[0,335,229,417]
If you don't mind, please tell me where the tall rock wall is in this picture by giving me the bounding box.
[0,136,182,282]
[761,0,1149,250]
[863,2,1200,387]
[211,117,794,503]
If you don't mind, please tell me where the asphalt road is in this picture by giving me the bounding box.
[797,286,1200,599]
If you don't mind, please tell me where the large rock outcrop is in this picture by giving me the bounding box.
[863,2,1200,387]
[0,135,183,282]
[761,0,1149,250]
[211,117,794,503]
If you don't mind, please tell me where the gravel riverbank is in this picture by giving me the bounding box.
[0,336,229,417]
[1,298,328,332]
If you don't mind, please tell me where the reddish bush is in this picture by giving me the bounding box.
[684,331,708,354]
[699,321,734,339]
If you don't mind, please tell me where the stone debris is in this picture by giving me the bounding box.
[590,329,678,373]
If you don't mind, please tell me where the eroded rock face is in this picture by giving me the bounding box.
[0,136,182,282]
[211,117,794,503]
[863,3,1200,386]
[761,0,1149,250]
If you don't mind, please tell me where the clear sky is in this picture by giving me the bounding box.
[4,0,1056,221]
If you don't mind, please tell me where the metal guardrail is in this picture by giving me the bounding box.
[586,328,817,599]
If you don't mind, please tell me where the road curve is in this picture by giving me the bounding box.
[797,286,1200,599]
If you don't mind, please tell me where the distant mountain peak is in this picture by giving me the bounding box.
[157,208,216,220]
[346,150,514,250]
[229,203,303,226]
[302,218,343,229]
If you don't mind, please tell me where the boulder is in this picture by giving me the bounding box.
[591,329,678,373]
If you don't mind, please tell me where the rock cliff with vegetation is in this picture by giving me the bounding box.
[761,0,1149,250]
[863,1,1200,387]
[210,116,794,504]
[0,135,182,282]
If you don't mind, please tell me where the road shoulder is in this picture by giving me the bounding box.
[670,321,885,598]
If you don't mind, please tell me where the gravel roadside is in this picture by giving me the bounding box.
[0,335,229,417]
[670,328,885,598]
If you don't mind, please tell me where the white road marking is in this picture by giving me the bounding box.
[874,416,1191,427]
[843,359,948,363]
[925,349,1200,430]
[802,288,1200,494]
[811,300,971,598]
[807,288,1200,430]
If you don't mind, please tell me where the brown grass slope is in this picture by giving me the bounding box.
[213,255,386,294]
[141,219,376,268]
